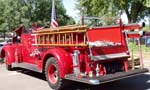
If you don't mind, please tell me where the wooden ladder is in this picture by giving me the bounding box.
[33,25,88,47]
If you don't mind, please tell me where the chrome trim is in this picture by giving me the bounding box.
[89,79,100,85]
[73,50,80,76]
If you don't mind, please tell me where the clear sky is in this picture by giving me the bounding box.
[62,0,79,19]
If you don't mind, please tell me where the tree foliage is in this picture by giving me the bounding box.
[0,0,75,33]
[77,0,150,23]
[113,0,150,23]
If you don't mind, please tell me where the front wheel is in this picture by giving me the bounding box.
[45,57,65,90]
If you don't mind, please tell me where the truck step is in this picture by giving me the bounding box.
[12,62,42,73]
[65,68,148,85]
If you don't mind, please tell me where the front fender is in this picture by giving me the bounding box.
[43,48,73,78]
[1,46,15,65]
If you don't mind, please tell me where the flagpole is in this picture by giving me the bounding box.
[50,0,54,27]
[51,0,54,23]
[51,0,59,28]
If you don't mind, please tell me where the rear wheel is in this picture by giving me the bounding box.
[45,57,65,90]
[4,53,12,71]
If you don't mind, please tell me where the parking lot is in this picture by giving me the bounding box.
[0,64,150,90]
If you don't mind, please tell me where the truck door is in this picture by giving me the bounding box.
[21,34,38,64]
[12,25,24,63]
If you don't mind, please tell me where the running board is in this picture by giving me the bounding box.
[65,68,148,85]
[12,63,42,73]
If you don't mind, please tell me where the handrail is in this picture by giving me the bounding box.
[36,30,87,35]
[32,44,87,47]
[34,25,88,33]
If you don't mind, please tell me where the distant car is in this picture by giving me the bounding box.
[0,41,7,53]
[133,37,145,45]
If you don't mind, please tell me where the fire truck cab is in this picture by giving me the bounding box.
[0,20,148,90]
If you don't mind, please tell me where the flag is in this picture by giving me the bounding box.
[51,0,59,28]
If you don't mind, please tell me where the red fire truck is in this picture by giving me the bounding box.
[0,20,148,90]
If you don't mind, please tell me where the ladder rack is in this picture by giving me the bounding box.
[33,25,88,47]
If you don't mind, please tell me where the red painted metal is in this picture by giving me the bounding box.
[127,34,141,38]
[88,26,122,42]
[123,23,142,30]
[48,64,58,84]
[2,46,15,65]
[42,48,73,77]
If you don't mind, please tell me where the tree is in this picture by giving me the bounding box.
[77,0,150,23]
[21,0,75,26]
[0,0,75,34]
[113,0,150,23]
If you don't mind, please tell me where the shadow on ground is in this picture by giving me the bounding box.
[13,67,46,81]
[13,68,150,90]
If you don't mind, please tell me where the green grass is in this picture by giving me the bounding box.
[143,26,150,31]
[0,58,4,63]
[0,39,4,42]
[129,42,150,52]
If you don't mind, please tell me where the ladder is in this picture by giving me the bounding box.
[33,25,88,47]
